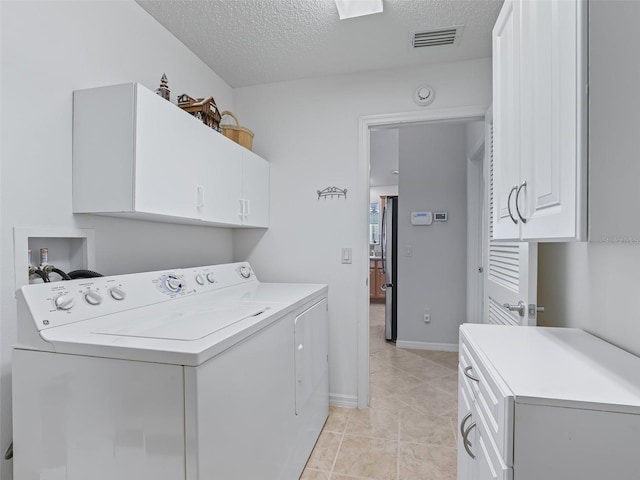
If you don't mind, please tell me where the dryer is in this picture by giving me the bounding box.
[13,262,328,480]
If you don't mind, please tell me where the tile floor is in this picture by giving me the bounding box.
[301,303,458,480]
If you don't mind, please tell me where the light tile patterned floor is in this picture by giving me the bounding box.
[301,304,458,480]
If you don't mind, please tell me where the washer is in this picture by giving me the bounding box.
[13,262,328,480]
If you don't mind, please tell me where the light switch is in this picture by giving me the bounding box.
[341,248,352,264]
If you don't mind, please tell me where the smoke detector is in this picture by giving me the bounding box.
[413,85,435,107]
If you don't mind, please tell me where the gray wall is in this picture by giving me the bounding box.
[396,123,468,348]
[538,243,640,357]
[537,2,640,358]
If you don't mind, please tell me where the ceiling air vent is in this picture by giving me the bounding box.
[412,26,463,48]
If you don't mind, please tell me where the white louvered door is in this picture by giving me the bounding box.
[484,108,538,327]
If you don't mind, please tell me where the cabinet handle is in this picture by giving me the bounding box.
[507,185,519,224]
[196,186,204,208]
[464,365,480,383]
[462,422,477,459]
[239,199,245,217]
[515,180,527,223]
[460,412,472,437]
[244,199,250,217]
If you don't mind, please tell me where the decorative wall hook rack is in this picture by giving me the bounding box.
[317,186,347,200]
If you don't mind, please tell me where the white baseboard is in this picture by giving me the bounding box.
[395,340,459,352]
[329,393,358,408]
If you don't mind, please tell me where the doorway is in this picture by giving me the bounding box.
[357,106,488,408]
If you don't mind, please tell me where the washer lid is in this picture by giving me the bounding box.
[91,304,268,341]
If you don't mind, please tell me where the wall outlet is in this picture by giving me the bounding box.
[423,308,431,323]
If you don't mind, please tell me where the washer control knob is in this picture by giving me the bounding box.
[54,294,74,311]
[195,274,205,285]
[206,273,216,284]
[239,266,251,279]
[83,290,103,306]
[109,287,126,301]
[165,276,183,293]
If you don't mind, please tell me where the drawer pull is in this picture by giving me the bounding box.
[464,365,480,383]
[515,180,527,223]
[460,411,472,437]
[462,421,477,459]
[507,185,518,224]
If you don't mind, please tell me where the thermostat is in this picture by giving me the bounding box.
[411,212,433,225]
[434,212,448,222]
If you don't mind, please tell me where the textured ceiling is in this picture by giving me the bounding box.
[136,0,503,87]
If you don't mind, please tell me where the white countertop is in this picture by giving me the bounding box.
[461,324,640,413]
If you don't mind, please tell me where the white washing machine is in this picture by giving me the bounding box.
[13,262,328,480]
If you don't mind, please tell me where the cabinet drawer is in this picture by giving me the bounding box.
[473,399,513,480]
[460,334,514,466]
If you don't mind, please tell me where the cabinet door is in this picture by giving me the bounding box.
[241,150,270,227]
[375,267,386,299]
[519,0,587,241]
[492,0,522,240]
[369,266,376,298]
[294,299,329,416]
[199,133,243,226]
[134,85,200,220]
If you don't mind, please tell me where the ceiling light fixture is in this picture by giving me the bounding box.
[335,0,383,20]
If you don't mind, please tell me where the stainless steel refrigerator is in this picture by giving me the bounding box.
[381,196,398,342]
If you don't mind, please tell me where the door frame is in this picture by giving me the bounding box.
[357,105,489,408]
[467,138,486,325]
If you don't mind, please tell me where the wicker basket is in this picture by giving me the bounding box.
[220,111,254,151]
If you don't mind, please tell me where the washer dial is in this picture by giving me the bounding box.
[83,290,103,306]
[109,287,126,301]
[206,273,216,284]
[239,266,252,279]
[195,274,205,285]
[54,294,74,311]
[159,274,185,294]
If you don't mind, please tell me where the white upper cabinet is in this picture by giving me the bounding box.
[492,0,587,242]
[73,83,269,228]
[492,0,522,241]
[241,149,270,228]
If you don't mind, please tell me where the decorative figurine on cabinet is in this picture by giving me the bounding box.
[155,73,170,101]
[177,93,222,131]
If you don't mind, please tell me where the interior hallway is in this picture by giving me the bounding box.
[301,303,458,479]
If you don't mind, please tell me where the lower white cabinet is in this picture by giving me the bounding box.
[458,324,640,480]
[73,83,269,228]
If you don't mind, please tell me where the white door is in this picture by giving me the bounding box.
[492,0,521,241]
[484,108,538,327]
